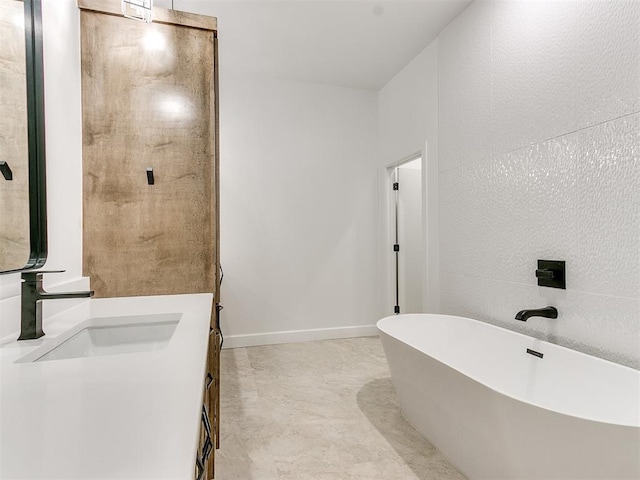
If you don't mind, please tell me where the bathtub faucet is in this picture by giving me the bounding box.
[515,306,558,322]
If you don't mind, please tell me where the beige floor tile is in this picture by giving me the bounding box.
[215,337,466,480]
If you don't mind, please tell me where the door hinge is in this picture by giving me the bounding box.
[394,305,400,314]
[393,182,399,190]
[393,244,400,252]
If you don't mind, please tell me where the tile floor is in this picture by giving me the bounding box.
[215,336,466,480]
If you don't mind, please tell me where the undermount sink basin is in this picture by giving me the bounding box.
[17,313,181,363]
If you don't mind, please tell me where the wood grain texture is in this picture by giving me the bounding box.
[210,35,221,474]
[202,330,219,480]
[77,0,217,32]
[0,0,30,272]
[81,10,216,298]
[213,35,220,308]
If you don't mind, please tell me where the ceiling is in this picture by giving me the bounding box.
[156,0,472,90]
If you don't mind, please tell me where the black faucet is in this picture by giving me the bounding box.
[515,306,558,322]
[18,271,94,341]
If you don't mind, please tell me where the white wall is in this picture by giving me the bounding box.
[439,0,640,368]
[377,41,440,315]
[40,0,83,281]
[219,73,380,346]
[0,0,86,338]
[378,42,438,165]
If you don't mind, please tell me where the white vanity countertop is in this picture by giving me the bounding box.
[0,293,213,480]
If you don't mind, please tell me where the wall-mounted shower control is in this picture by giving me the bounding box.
[536,260,565,289]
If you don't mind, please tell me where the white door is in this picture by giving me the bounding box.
[392,157,423,314]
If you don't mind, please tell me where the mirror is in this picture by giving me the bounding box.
[0,0,47,273]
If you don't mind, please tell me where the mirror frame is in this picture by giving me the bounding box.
[24,0,47,270]
[3,0,47,273]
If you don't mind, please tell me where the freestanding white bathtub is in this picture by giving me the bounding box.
[377,314,640,480]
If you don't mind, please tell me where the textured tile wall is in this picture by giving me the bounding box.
[438,0,640,369]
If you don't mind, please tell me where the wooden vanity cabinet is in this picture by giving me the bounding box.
[78,1,221,477]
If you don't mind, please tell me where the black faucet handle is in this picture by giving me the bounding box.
[535,269,554,280]
[21,270,66,282]
[536,260,566,289]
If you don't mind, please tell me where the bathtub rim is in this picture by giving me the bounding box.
[377,313,640,428]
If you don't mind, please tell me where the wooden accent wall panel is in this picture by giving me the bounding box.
[81,10,216,298]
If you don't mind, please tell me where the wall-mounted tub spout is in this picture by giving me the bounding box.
[515,306,558,322]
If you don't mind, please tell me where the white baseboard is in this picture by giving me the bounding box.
[221,325,379,349]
